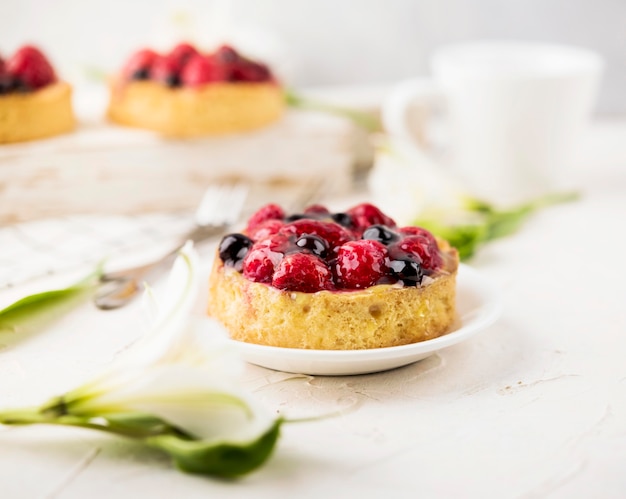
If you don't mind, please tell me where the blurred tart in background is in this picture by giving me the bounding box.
[0,45,75,144]
[107,42,285,136]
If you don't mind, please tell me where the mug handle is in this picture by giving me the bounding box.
[381,77,445,147]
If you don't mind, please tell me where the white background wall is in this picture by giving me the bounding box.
[1,0,624,113]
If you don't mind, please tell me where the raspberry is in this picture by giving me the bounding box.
[279,219,354,254]
[272,253,334,293]
[6,45,56,90]
[256,232,292,252]
[303,204,330,216]
[391,235,442,272]
[247,219,284,241]
[214,45,240,64]
[180,54,228,86]
[399,226,438,246]
[242,248,277,283]
[347,203,396,234]
[232,61,271,82]
[169,42,199,66]
[246,204,285,233]
[151,55,182,87]
[122,48,158,80]
[334,240,389,289]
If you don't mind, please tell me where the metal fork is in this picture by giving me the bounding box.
[94,183,248,310]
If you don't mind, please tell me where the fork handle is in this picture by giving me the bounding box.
[94,251,178,310]
[94,224,229,310]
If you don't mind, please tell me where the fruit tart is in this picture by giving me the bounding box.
[106,42,284,136]
[0,45,75,144]
[208,202,459,350]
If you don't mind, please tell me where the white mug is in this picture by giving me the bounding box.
[382,41,604,204]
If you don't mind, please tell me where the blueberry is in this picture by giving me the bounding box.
[285,213,309,222]
[165,73,181,88]
[0,76,29,95]
[331,212,354,228]
[389,257,423,286]
[219,233,253,271]
[362,224,400,245]
[295,234,329,258]
[0,77,13,95]
[131,68,150,80]
[216,46,238,63]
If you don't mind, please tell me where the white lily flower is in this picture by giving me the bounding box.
[63,242,277,443]
[367,135,469,226]
[0,242,282,478]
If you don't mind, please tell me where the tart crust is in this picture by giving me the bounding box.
[107,80,284,136]
[207,243,459,350]
[0,82,75,144]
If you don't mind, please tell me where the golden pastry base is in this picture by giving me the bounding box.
[107,80,285,136]
[208,244,459,350]
[0,82,75,144]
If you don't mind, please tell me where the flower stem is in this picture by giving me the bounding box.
[285,90,381,132]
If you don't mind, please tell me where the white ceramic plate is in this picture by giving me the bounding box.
[230,264,502,376]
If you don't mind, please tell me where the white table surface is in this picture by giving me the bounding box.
[1,119,626,499]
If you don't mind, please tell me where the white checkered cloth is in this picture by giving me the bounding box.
[0,212,197,290]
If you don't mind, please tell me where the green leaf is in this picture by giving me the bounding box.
[0,265,102,340]
[285,89,381,132]
[416,219,488,260]
[0,401,283,478]
[146,419,283,478]
[414,192,579,260]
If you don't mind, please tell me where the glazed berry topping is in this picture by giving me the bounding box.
[0,57,14,95]
[334,240,389,289]
[6,45,56,90]
[246,203,285,233]
[218,233,253,271]
[218,201,445,293]
[303,204,330,216]
[169,42,199,65]
[362,224,400,246]
[232,61,271,83]
[214,45,240,64]
[330,212,355,229]
[242,233,291,283]
[392,235,443,272]
[123,48,158,80]
[242,246,280,283]
[399,226,439,246]
[181,55,228,86]
[247,218,284,241]
[272,253,334,293]
[295,234,329,258]
[121,43,275,87]
[279,219,354,255]
[388,257,423,286]
[151,55,182,87]
[284,213,308,222]
[347,203,396,234]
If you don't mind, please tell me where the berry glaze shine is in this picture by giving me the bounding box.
[217,202,451,294]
